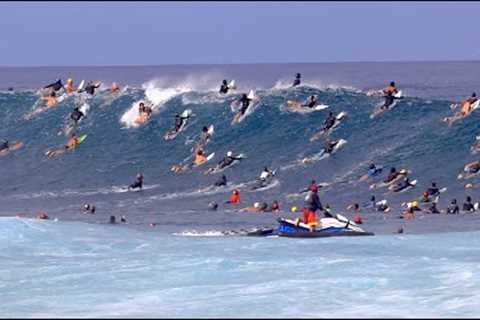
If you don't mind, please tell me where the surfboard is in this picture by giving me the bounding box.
[77,80,85,91]
[228,80,236,89]
[0,141,23,156]
[231,92,258,125]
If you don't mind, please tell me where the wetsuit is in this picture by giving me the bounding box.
[214,175,227,187]
[427,186,440,196]
[368,166,382,177]
[218,155,242,169]
[324,140,338,154]
[292,77,301,87]
[174,115,185,132]
[446,203,459,214]
[219,83,229,94]
[393,178,413,192]
[84,83,100,95]
[70,108,84,125]
[382,86,397,109]
[129,177,143,190]
[239,96,251,115]
[44,79,63,92]
[303,98,317,108]
[323,115,336,131]
[384,171,399,183]
[0,140,9,151]
[463,201,475,212]
[466,162,480,174]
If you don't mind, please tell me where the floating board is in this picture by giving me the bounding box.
[228,80,236,89]
[77,80,85,91]
[0,141,23,156]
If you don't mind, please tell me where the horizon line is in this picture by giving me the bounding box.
[1,59,480,68]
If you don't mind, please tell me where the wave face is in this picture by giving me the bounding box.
[0,72,479,233]
[2,217,480,317]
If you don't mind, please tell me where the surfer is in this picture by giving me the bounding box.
[292,73,301,87]
[464,160,480,174]
[194,126,212,152]
[238,93,252,115]
[65,132,78,150]
[322,111,337,132]
[457,93,478,115]
[111,82,120,94]
[44,78,64,92]
[384,167,406,183]
[381,81,399,110]
[219,80,229,94]
[259,167,275,182]
[65,78,75,93]
[302,95,317,108]
[367,163,383,178]
[218,151,243,169]
[193,149,208,166]
[83,204,96,214]
[42,90,57,107]
[79,81,101,95]
[426,182,440,196]
[392,177,415,193]
[239,202,269,213]
[70,106,85,126]
[463,196,475,212]
[128,173,144,191]
[0,139,9,152]
[322,138,339,155]
[214,174,227,187]
[446,199,459,214]
[172,112,190,133]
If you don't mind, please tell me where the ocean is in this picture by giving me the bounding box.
[2,61,480,317]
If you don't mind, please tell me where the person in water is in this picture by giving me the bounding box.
[128,173,144,191]
[83,204,96,214]
[208,201,219,211]
[302,95,317,108]
[65,78,75,93]
[458,92,478,115]
[195,126,212,151]
[323,138,339,155]
[427,202,440,214]
[70,106,85,126]
[446,199,459,214]
[321,112,336,132]
[65,133,78,150]
[214,174,227,187]
[219,80,229,94]
[238,93,252,115]
[426,182,440,196]
[463,196,475,213]
[79,81,101,95]
[266,200,280,212]
[240,201,269,213]
[172,112,191,133]
[0,139,9,152]
[464,160,480,174]
[384,167,407,183]
[292,73,301,87]
[193,149,207,166]
[110,82,120,94]
[227,189,240,205]
[259,167,275,182]
[218,151,243,169]
[44,78,64,92]
[381,81,399,110]
[43,90,57,107]
[367,163,383,178]
[392,177,415,193]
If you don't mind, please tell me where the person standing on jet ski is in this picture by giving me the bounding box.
[302,184,324,228]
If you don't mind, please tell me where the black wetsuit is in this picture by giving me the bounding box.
[393,178,413,193]
[463,201,475,212]
[218,156,241,169]
[323,115,336,131]
[44,80,63,92]
[219,84,229,94]
[384,172,399,183]
[0,140,9,151]
[383,93,395,109]
[466,162,480,174]
[304,98,317,108]
[427,187,440,196]
[129,177,143,190]
[70,108,84,124]
[428,203,440,214]
[85,83,100,95]
[304,191,324,212]
[446,203,459,214]
[214,175,227,187]
[292,78,301,87]
[239,96,251,115]
[324,140,338,154]
[174,116,184,132]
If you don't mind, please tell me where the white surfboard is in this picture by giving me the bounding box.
[228,80,236,89]
[77,80,85,91]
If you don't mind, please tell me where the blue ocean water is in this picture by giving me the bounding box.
[2,61,480,317]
